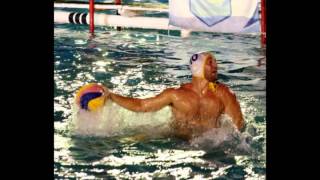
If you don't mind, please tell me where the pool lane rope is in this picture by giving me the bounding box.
[54,10,180,30]
[68,12,88,25]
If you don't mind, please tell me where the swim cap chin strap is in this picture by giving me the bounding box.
[208,82,218,93]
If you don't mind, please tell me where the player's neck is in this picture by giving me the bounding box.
[191,76,209,94]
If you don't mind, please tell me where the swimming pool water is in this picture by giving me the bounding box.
[54,22,266,179]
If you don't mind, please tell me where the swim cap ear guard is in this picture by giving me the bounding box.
[190,54,198,64]
[189,52,207,78]
[75,83,106,112]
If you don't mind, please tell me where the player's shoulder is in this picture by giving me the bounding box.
[216,82,228,90]
[159,84,191,96]
[178,83,195,93]
[180,83,192,89]
[161,86,180,95]
[216,82,235,95]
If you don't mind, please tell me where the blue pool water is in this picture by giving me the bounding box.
[54,16,266,179]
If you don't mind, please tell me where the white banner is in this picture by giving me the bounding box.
[169,0,260,33]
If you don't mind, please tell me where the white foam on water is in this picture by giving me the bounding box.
[190,114,253,154]
[70,100,173,137]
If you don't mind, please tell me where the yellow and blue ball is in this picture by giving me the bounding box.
[75,83,106,112]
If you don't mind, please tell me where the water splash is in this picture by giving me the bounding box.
[71,100,173,137]
[190,115,253,155]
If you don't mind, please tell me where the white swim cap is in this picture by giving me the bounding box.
[189,52,214,78]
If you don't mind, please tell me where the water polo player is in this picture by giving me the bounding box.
[75,52,244,140]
